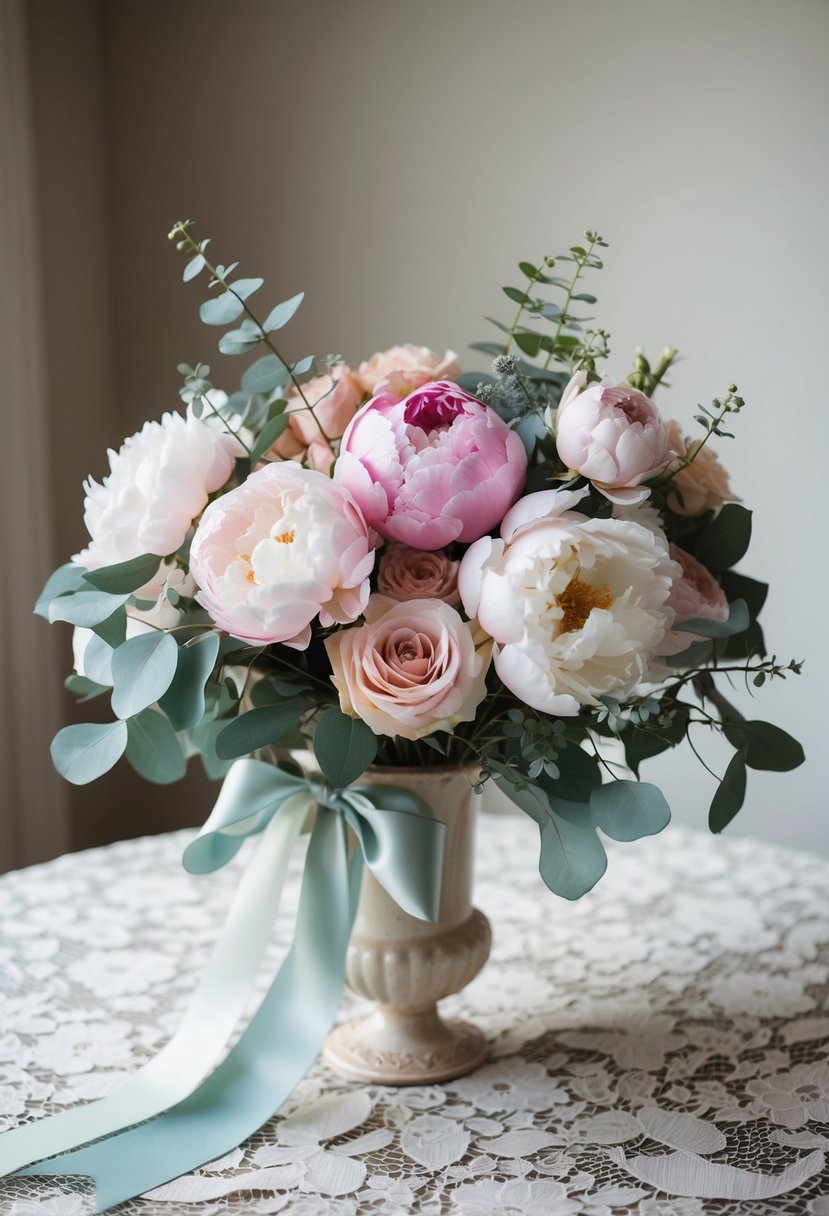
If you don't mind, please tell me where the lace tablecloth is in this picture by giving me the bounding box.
[1,814,828,1216]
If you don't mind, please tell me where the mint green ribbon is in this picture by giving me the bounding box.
[4,760,446,1212]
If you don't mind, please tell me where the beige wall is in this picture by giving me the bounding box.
[25,0,829,858]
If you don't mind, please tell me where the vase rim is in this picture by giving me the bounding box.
[364,762,478,778]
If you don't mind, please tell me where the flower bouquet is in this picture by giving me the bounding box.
[9,223,804,1208]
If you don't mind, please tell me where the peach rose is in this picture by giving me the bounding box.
[324,595,490,739]
[356,344,461,399]
[664,421,740,517]
[377,543,461,607]
[271,363,364,473]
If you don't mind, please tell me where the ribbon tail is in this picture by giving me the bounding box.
[1,793,309,1177]
[21,809,360,1213]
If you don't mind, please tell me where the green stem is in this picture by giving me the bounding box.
[542,234,598,370]
[502,264,546,355]
[195,388,252,457]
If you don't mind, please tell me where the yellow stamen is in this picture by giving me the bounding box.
[274,530,295,544]
[556,571,613,634]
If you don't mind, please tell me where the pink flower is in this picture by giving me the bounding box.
[270,363,364,473]
[660,543,729,654]
[189,462,374,649]
[377,543,461,607]
[664,420,740,516]
[324,595,490,739]
[334,381,527,550]
[555,371,673,505]
[356,344,461,398]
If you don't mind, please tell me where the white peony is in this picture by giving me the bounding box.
[73,407,244,589]
[458,487,679,715]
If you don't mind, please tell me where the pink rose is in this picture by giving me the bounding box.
[377,543,461,607]
[660,543,729,654]
[189,462,374,649]
[356,344,461,399]
[334,381,528,550]
[324,595,490,739]
[555,371,673,505]
[664,421,740,516]
[270,363,364,473]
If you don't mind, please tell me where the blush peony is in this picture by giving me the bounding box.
[270,362,364,473]
[334,381,527,551]
[660,543,729,654]
[189,462,374,648]
[459,487,679,714]
[74,408,244,589]
[377,543,461,607]
[664,420,740,516]
[324,595,489,739]
[356,344,461,398]
[554,371,673,505]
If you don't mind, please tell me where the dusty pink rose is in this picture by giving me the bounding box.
[334,381,527,550]
[660,543,729,655]
[377,543,461,607]
[270,363,364,473]
[664,420,740,516]
[356,344,461,399]
[324,595,490,739]
[555,371,673,505]
[189,462,374,649]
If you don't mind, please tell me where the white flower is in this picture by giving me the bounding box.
[74,407,243,587]
[747,1063,829,1127]
[459,487,679,714]
[449,1178,579,1216]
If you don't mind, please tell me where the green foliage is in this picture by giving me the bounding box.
[722,720,805,771]
[126,709,187,784]
[249,411,290,466]
[50,720,128,785]
[694,504,753,573]
[34,563,89,619]
[680,599,749,638]
[263,292,304,333]
[110,632,179,720]
[314,707,378,788]
[158,633,220,731]
[241,355,290,395]
[83,554,163,595]
[709,749,747,833]
[48,589,131,628]
[215,700,310,760]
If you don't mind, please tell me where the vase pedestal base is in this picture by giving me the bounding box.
[323,1005,488,1085]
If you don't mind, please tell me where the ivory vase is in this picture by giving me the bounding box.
[322,766,492,1085]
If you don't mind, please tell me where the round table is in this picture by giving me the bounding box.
[1,815,828,1215]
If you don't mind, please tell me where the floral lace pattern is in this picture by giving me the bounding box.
[1,816,828,1214]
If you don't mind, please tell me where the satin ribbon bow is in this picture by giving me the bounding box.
[0,759,446,1212]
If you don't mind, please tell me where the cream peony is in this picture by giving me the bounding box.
[459,488,679,714]
[74,408,243,590]
[664,420,740,516]
[356,344,461,399]
[377,543,461,607]
[324,595,489,739]
[189,462,374,649]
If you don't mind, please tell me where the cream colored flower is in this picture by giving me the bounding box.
[664,421,739,516]
[356,343,460,398]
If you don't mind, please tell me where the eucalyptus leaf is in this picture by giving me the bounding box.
[589,780,671,841]
[709,749,747,832]
[126,709,187,784]
[228,277,263,301]
[313,707,377,788]
[722,720,805,772]
[83,553,162,595]
[241,354,289,395]
[215,700,310,759]
[91,608,128,648]
[158,632,220,731]
[110,631,179,720]
[262,292,304,333]
[249,413,290,466]
[51,720,128,785]
[48,590,131,628]
[34,563,89,619]
[183,254,205,282]
[199,292,245,326]
[694,504,752,573]
[64,674,109,702]
[83,634,114,686]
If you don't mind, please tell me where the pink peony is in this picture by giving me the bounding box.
[664,420,740,516]
[660,543,729,654]
[377,543,461,607]
[356,344,461,399]
[324,595,490,739]
[555,371,673,505]
[189,462,374,649]
[270,363,364,473]
[334,381,528,550]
